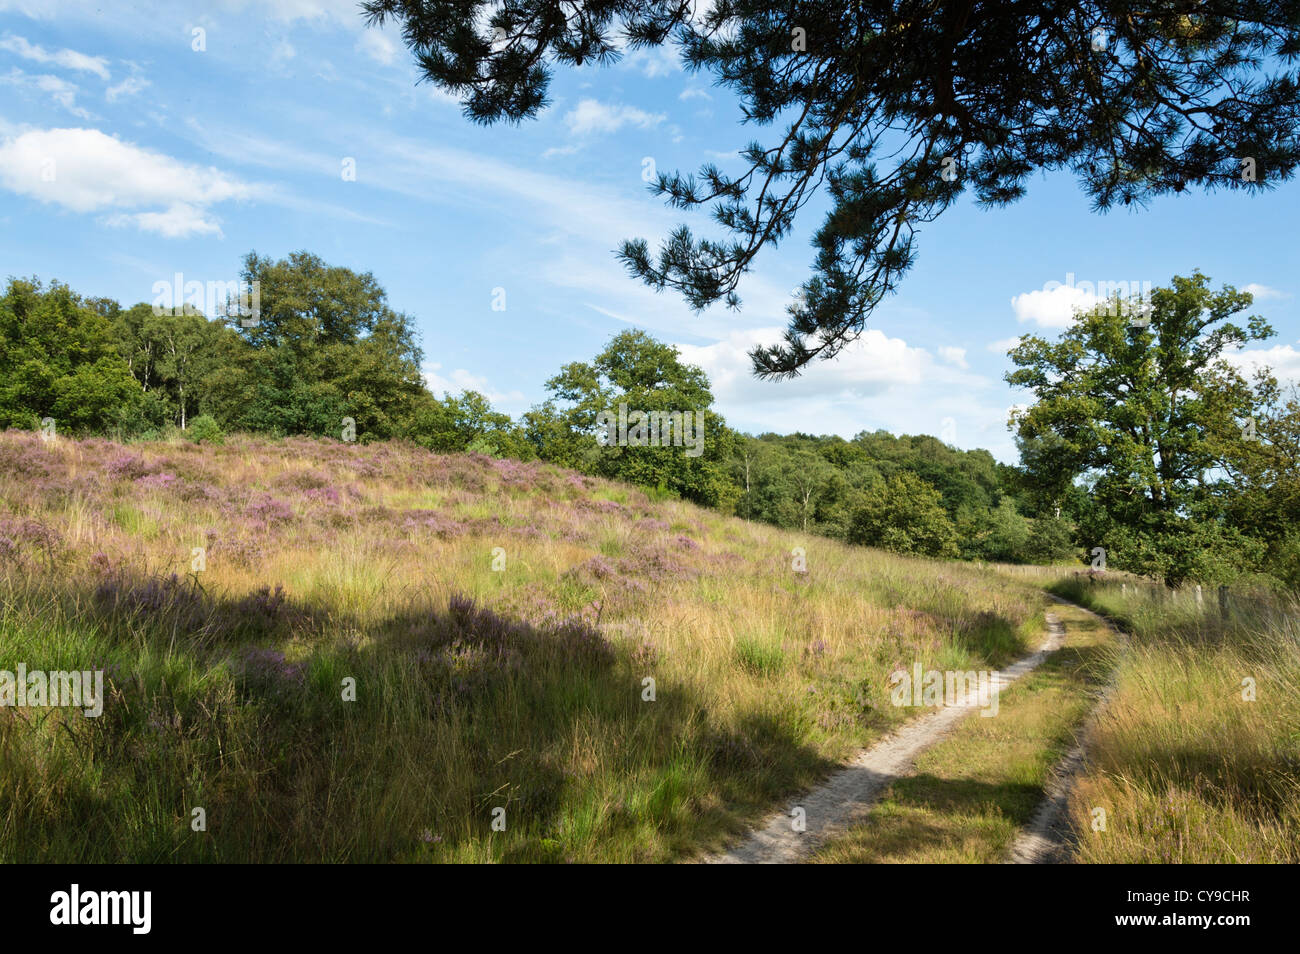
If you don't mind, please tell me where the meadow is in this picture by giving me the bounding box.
[0,431,1045,862]
[4,431,1294,863]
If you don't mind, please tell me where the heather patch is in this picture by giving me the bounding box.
[417,639,523,714]
[490,457,539,490]
[0,434,61,478]
[356,505,396,525]
[617,545,699,581]
[178,481,224,503]
[244,493,296,529]
[0,515,64,566]
[204,528,267,568]
[274,468,332,492]
[92,571,210,635]
[88,550,126,577]
[90,571,304,646]
[496,583,561,626]
[505,521,547,540]
[404,593,615,671]
[135,472,180,491]
[401,509,467,538]
[466,513,504,535]
[303,485,343,505]
[239,647,308,690]
[105,452,152,481]
[564,473,592,493]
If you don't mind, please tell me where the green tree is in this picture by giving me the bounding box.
[1007,272,1272,585]
[957,498,1034,563]
[533,329,740,507]
[782,446,834,532]
[206,252,428,439]
[408,389,532,458]
[1220,385,1300,587]
[0,278,141,433]
[849,472,959,557]
[366,0,1300,377]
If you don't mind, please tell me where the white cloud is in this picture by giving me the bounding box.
[1242,282,1289,302]
[541,144,580,160]
[679,87,711,101]
[1226,343,1300,386]
[356,28,398,66]
[937,345,968,368]
[1,68,91,117]
[106,73,149,101]
[178,119,683,249]
[106,202,221,238]
[564,99,665,136]
[681,327,945,401]
[674,325,1013,455]
[423,363,526,410]
[987,336,1023,353]
[230,0,364,23]
[272,0,364,21]
[0,33,109,79]
[1010,282,1099,328]
[0,127,257,237]
[621,46,681,78]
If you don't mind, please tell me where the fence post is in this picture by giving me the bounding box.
[1195,584,1203,609]
[1218,585,1229,623]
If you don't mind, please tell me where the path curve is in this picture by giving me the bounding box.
[704,612,1068,864]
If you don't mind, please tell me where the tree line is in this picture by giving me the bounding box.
[3,252,1294,587]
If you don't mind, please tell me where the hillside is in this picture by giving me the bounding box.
[0,431,1048,862]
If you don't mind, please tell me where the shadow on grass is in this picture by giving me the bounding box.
[0,569,837,863]
[814,772,1044,864]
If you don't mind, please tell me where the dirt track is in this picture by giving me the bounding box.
[705,612,1069,864]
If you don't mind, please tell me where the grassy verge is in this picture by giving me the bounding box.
[810,601,1114,863]
[1048,576,1300,863]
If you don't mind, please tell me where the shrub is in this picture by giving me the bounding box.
[849,473,959,558]
[188,415,224,445]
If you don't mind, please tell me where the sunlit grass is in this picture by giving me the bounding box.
[811,602,1114,863]
[1050,576,1300,863]
[0,431,1049,862]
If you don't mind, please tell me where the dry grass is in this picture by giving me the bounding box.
[810,602,1114,863]
[0,432,1046,862]
[1048,576,1300,863]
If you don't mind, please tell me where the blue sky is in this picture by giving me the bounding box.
[2,0,1298,462]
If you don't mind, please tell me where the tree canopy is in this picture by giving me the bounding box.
[527,329,740,506]
[1008,272,1274,584]
[363,0,1300,377]
[206,251,429,439]
[0,278,142,433]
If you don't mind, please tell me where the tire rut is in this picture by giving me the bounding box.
[703,612,1068,864]
[1007,594,1126,865]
